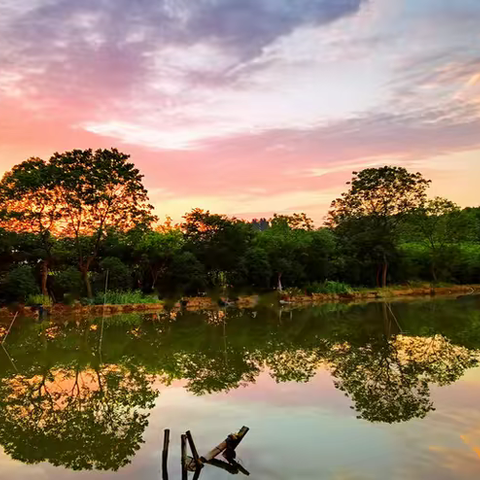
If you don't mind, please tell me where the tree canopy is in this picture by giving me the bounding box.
[1,160,480,301]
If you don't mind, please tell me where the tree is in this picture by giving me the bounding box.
[411,197,474,282]
[49,149,156,297]
[134,229,184,290]
[0,158,63,295]
[1,265,39,303]
[244,246,272,288]
[0,150,155,298]
[270,213,314,231]
[182,209,253,287]
[329,167,430,287]
[257,219,314,290]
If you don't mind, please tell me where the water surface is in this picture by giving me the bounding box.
[1,297,480,479]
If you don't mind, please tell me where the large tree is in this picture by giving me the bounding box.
[410,197,473,282]
[329,167,430,287]
[182,209,253,287]
[1,149,156,298]
[0,158,63,295]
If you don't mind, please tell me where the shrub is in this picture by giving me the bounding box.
[305,281,353,295]
[51,267,83,297]
[1,265,38,302]
[26,294,53,307]
[93,290,161,305]
[96,257,133,291]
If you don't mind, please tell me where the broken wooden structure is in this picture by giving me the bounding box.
[161,426,250,479]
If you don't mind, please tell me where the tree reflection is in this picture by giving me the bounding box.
[0,363,158,471]
[327,334,478,423]
[0,300,479,472]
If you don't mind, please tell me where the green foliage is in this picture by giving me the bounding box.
[93,290,161,305]
[26,294,52,306]
[306,281,353,295]
[97,257,132,291]
[157,251,207,297]
[182,209,253,287]
[1,163,480,302]
[244,246,272,288]
[329,166,431,287]
[134,229,183,290]
[51,266,83,297]
[1,265,38,302]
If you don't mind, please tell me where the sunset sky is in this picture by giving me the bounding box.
[1,0,479,224]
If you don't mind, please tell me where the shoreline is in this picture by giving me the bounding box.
[0,284,478,321]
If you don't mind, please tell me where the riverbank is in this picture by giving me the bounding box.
[0,284,478,321]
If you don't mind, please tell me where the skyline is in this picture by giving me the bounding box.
[1,0,479,223]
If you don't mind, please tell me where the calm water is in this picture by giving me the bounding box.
[1,297,480,479]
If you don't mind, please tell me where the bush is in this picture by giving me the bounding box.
[1,265,39,303]
[26,294,53,307]
[93,290,161,305]
[305,281,353,295]
[96,257,133,292]
[282,287,304,298]
[51,267,83,298]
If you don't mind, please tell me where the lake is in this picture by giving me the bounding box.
[1,297,480,479]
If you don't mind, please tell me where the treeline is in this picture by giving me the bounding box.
[0,149,479,304]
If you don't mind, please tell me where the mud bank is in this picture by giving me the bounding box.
[0,284,478,321]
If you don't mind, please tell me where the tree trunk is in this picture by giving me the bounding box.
[40,260,49,297]
[81,265,93,298]
[381,254,388,288]
[431,260,438,283]
[277,272,283,291]
[376,265,381,288]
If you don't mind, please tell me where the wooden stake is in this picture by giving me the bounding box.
[192,467,202,480]
[162,429,170,480]
[185,431,202,469]
[181,434,187,480]
[229,459,250,476]
[201,426,250,463]
[207,458,239,474]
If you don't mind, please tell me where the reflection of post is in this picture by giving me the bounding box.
[223,312,228,367]
[1,312,18,345]
[162,429,170,480]
[181,434,187,480]
[382,302,391,337]
[1,344,18,373]
[387,303,402,333]
[207,458,239,474]
[98,315,105,365]
[192,467,202,480]
[382,302,402,337]
[103,269,109,305]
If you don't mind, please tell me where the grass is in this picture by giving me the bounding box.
[305,281,354,295]
[91,290,163,305]
[26,294,53,307]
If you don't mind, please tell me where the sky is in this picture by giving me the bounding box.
[0,0,479,224]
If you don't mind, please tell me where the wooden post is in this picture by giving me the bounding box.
[192,467,202,480]
[181,434,187,480]
[227,426,249,450]
[162,429,170,480]
[185,431,202,469]
[229,459,250,476]
[207,458,239,474]
[201,426,250,463]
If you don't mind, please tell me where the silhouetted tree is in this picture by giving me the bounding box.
[329,167,430,287]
